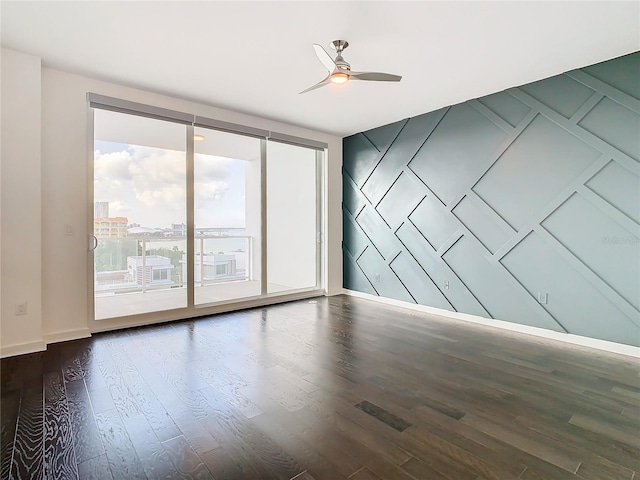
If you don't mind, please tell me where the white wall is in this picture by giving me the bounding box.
[0,49,45,356]
[0,47,342,356]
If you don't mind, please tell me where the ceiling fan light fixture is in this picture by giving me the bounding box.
[330,72,349,84]
[300,40,401,94]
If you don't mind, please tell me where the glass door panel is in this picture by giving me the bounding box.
[193,127,261,305]
[266,141,318,294]
[93,109,187,319]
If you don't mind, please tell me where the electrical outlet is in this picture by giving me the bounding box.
[444,281,450,290]
[375,273,381,282]
[15,303,27,315]
[538,292,548,304]
[64,224,73,236]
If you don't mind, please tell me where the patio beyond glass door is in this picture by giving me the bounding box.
[93,110,187,320]
[193,127,262,305]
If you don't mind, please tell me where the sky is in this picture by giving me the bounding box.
[94,140,247,229]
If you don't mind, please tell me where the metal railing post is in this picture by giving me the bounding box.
[141,238,147,293]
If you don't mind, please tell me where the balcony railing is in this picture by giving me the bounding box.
[94,234,253,296]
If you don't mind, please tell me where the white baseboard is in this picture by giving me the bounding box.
[44,327,92,345]
[342,289,640,358]
[0,339,47,358]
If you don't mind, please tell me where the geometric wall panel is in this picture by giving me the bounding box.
[343,132,379,186]
[477,91,531,127]
[443,236,560,331]
[343,177,365,216]
[342,252,378,295]
[342,212,369,259]
[362,110,445,206]
[356,206,397,260]
[586,161,640,224]
[377,172,425,228]
[344,252,376,296]
[474,115,601,230]
[409,195,458,251]
[362,120,405,151]
[578,97,640,161]
[357,247,414,304]
[501,232,640,346]
[452,196,510,253]
[344,51,640,346]
[409,103,508,205]
[520,74,594,118]
[542,193,640,310]
[394,223,488,317]
[583,52,640,100]
[390,252,452,311]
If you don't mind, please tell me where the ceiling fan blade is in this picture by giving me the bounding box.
[313,44,337,73]
[349,71,402,82]
[299,75,331,94]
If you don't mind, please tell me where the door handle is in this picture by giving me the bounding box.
[89,235,98,251]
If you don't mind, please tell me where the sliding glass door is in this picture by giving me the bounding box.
[93,109,187,320]
[194,127,262,305]
[91,96,324,323]
[267,141,320,294]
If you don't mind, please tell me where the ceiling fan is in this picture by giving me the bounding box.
[300,40,402,94]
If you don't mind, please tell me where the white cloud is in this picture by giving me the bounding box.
[93,144,244,228]
[94,149,133,182]
[195,154,234,180]
[109,200,131,214]
[195,181,229,203]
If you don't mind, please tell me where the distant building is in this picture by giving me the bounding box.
[94,217,128,237]
[182,253,241,283]
[172,223,187,236]
[127,255,175,286]
[94,201,109,218]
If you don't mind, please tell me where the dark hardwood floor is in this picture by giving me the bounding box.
[2,295,639,479]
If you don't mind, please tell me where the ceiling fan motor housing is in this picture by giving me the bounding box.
[335,55,351,71]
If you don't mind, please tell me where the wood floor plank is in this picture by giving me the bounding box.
[77,454,113,480]
[575,455,635,480]
[94,408,147,480]
[43,371,78,479]
[403,423,522,480]
[461,413,582,473]
[569,413,640,448]
[202,392,304,480]
[123,414,181,479]
[515,413,640,472]
[65,379,105,464]
[399,457,451,480]
[10,380,44,480]
[199,446,262,480]
[287,408,366,478]
[250,412,349,480]
[0,389,20,479]
[350,467,384,480]
[161,435,214,479]
[331,410,411,465]
[108,345,181,442]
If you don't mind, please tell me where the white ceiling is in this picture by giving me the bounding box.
[2,1,639,137]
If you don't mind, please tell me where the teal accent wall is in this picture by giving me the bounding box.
[343,52,640,347]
